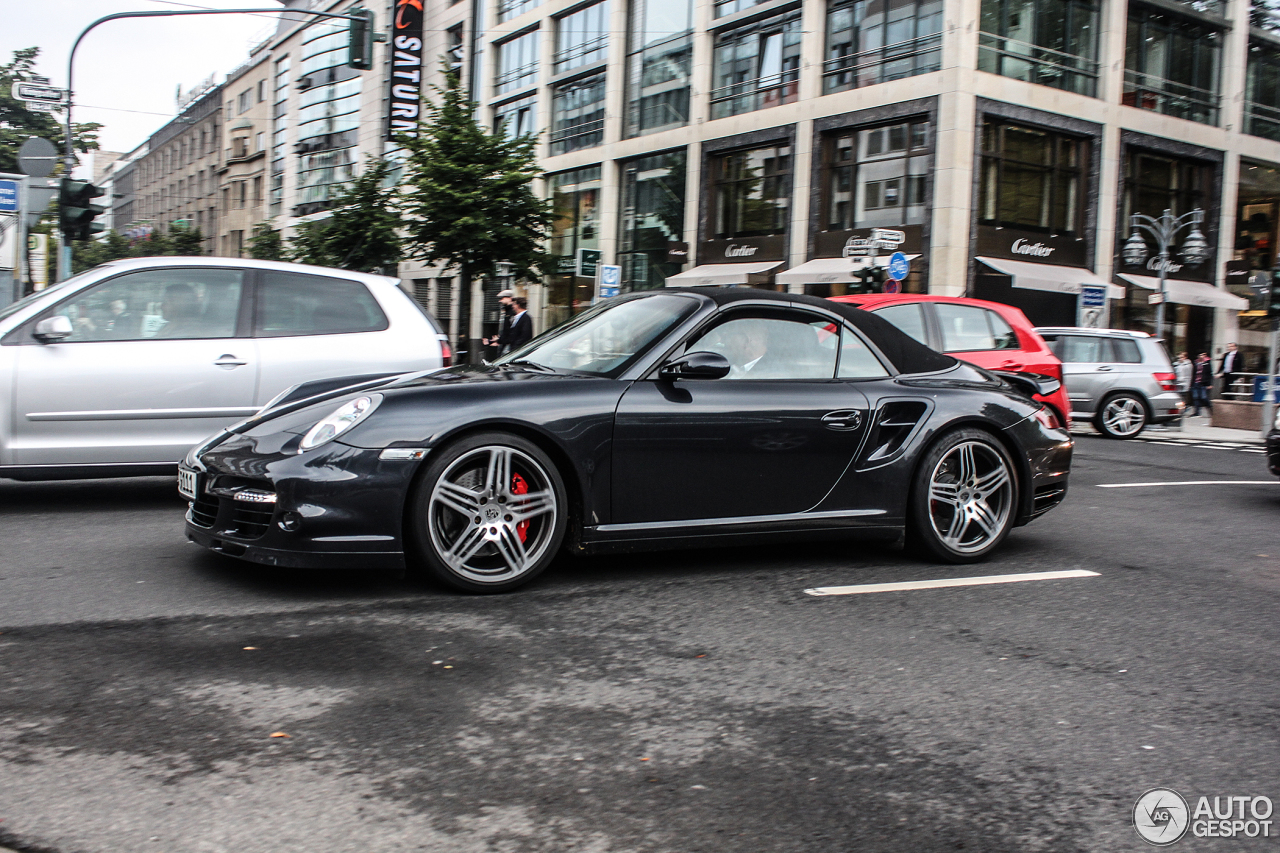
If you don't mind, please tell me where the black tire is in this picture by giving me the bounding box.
[408,431,567,593]
[908,427,1019,563]
[1093,392,1148,439]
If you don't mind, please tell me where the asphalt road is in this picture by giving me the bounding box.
[1,434,1277,852]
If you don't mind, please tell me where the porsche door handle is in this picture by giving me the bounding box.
[214,354,248,369]
[821,410,863,431]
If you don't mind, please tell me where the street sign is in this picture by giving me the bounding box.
[1148,292,1165,305]
[12,82,66,108]
[884,278,901,294]
[1080,307,1105,329]
[578,248,601,278]
[887,251,909,280]
[598,264,622,299]
[18,137,58,178]
[24,178,59,229]
[0,180,18,212]
[1079,285,1107,308]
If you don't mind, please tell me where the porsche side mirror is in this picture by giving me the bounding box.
[659,351,731,380]
[33,315,74,343]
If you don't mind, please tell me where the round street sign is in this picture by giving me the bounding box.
[887,251,909,280]
[18,137,58,178]
[884,279,901,294]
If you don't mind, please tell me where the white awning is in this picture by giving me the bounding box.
[1116,274,1248,310]
[774,255,921,286]
[665,261,783,287]
[977,257,1125,300]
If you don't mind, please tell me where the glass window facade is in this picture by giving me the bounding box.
[1246,41,1280,141]
[295,20,360,215]
[978,0,1099,97]
[619,150,687,292]
[555,2,609,74]
[1124,7,1222,125]
[979,121,1084,236]
[712,144,792,239]
[711,10,803,119]
[498,0,541,23]
[625,0,693,137]
[824,0,943,94]
[549,74,606,155]
[824,121,929,231]
[495,94,537,139]
[548,167,602,327]
[496,31,540,95]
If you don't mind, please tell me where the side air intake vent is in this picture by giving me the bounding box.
[859,401,929,468]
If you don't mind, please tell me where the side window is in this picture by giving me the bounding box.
[838,326,891,379]
[985,309,1020,350]
[1059,335,1104,363]
[692,312,838,380]
[936,303,997,352]
[41,268,243,342]
[872,303,929,345]
[255,271,389,337]
[1111,338,1142,363]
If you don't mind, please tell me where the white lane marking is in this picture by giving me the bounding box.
[805,569,1099,597]
[1096,480,1280,488]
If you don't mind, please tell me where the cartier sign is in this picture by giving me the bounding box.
[699,235,786,263]
[976,226,1085,267]
[1011,238,1054,257]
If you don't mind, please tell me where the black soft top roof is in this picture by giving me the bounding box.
[664,287,957,376]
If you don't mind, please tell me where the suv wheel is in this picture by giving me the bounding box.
[1094,393,1147,439]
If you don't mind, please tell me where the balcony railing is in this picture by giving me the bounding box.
[553,35,609,74]
[1123,69,1220,125]
[549,115,605,155]
[823,32,942,94]
[1245,100,1280,141]
[710,68,800,119]
[977,33,1098,97]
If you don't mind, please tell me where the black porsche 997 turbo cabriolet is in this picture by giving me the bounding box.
[181,288,1072,592]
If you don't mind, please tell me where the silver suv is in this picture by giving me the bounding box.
[1033,327,1182,439]
[0,257,448,480]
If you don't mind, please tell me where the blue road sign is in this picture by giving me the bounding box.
[887,251,909,280]
[1080,285,1107,308]
[883,279,901,294]
[598,264,622,299]
[0,180,18,212]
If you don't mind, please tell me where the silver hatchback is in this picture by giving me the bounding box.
[0,257,447,480]
[1033,327,1183,439]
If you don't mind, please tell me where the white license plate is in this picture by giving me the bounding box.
[178,468,201,500]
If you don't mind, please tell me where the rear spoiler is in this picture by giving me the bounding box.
[992,370,1062,400]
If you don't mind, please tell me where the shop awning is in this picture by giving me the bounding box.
[774,255,921,286]
[665,261,783,287]
[1116,274,1248,310]
[977,257,1125,300]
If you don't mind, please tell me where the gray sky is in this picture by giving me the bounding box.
[3,0,278,161]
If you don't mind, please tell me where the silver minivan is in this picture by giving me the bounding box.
[0,257,447,480]
[1033,327,1183,438]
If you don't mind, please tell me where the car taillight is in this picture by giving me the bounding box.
[438,336,452,364]
[1153,372,1177,391]
[1033,406,1063,431]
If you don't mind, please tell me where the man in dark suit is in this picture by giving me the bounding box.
[1218,342,1244,398]
[499,297,532,353]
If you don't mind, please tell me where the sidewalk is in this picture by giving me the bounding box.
[1072,416,1265,445]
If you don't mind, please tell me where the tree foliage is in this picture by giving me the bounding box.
[0,48,101,174]
[286,157,402,273]
[398,69,553,284]
[247,222,286,261]
[70,225,206,274]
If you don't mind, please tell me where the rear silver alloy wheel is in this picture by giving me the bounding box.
[1097,394,1146,439]
[426,445,559,586]
[926,440,1015,556]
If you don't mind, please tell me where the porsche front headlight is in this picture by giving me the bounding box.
[299,394,382,452]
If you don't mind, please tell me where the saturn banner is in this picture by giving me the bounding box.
[386,0,425,139]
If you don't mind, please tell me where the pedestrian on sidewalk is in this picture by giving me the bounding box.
[1218,342,1244,399]
[1191,352,1213,416]
[1174,350,1192,410]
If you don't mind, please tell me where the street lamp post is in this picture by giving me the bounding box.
[1121,208,1211,347]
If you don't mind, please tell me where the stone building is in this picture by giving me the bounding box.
[218,49,274,257]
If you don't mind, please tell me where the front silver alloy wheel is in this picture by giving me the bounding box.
[1100,396,1146,437]
[426,446,558,584]
[927,441,1014,555]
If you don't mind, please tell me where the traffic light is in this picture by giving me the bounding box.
[59,178,106,241]
[348,8,375,70]
[855,264,886,294]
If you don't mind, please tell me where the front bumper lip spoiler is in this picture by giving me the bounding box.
[185,523,405,570]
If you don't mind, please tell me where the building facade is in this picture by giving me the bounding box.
[218,50,274,257]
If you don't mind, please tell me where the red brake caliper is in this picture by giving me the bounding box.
[510,473,530,543]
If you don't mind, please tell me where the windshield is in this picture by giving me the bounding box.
[495,293,699,377]
[0,268,103,324]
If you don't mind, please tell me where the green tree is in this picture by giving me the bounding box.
[247,222,286,261]
[169,224,205,256]
[0,48,101,173]
[287,156,401,273]
[398,69,554,327]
